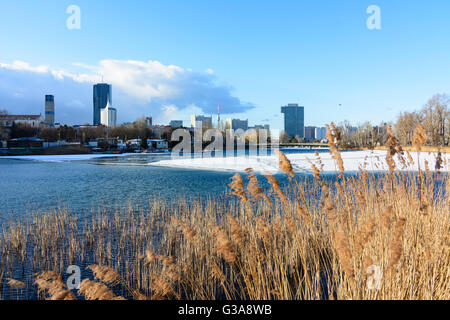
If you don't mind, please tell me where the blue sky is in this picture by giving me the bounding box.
[1,0,450,129]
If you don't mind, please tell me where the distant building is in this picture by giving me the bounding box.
[226,118,248,131]
[249,124,270,133]
[190,115,212,129]
[170,120,183,128]
[93,83,112,125]
[315,127,327,140]
[150,125,172,139]
[6,137,43,148]
[100,100,117,127]
[44,95,55,126]
[0,115,42,128]
[0,115,42,139]
[304,126,316,141]
[147,139,169,150]
[374,123,388,136]
[128,138,169,150]
[349,126,358,135]
[281,103,304,139]
[145,117,153,128]
[73,124,98,129]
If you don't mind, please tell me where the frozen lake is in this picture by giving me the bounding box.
[0,149,447,218]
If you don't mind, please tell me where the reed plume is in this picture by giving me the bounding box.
[227,214,246,246]
[264,172,288,204]
[173,218,197,241]
[326,123,345,176]
[150,276,180,300]
[276,150,295,178]
[132,289,149,300]
[7,278,25,289]
[355,218,376,254]
[213,226,237,263]
[411,124,427,152]
[34,271,76,300]
[229,173,247,202]
[139,250,158,265]
[435,152,443,173]
[246,172,273,205]
[87,265,121,286]
[333,227,354,278]
[311,163,321,180]
[210,260,226,285]
[246,173,263,200]
[385,125,403,174]
[381,206,394,230]
[79,279,125,300]
[388,218,407,270]
[296,204,312,224]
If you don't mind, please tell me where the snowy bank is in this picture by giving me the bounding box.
[149,150,449,174]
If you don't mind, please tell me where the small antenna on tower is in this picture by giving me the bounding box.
[217,104,220,130]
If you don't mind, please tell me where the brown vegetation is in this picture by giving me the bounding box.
[0,124,448,300]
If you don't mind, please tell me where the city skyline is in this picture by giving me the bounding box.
[1,86,316,138]
[1,1,450,129]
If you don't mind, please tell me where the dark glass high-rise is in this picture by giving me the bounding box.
[93,83,112,125]
[281,103,305,139]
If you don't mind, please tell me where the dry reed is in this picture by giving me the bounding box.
[0,133,449,301]
[79,279,125,300]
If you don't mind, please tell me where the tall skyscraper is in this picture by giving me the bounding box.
[281,103,304,139]
[93,83,112,125]
[44,95,55,126]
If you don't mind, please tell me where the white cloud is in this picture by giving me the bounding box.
[0,61,50,74]
[155,104,179,124]
[0,59,254,124]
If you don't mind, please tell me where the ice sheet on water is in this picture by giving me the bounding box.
[149,150,449,174]
[1,153,135,162]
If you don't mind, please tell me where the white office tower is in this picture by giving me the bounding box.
[100,100,117,127]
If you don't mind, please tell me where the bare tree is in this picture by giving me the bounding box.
[39,127,58,142]
[395,111,420,146]
[355,122,374,148]
[279,131,290,144]
[295,135,303,143]
[421,94,449,146]
[338,120,354,147]
[394,93,449,146]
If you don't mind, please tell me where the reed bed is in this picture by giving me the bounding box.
[0,124,449,300]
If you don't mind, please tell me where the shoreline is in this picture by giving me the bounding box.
[2,149,448,174]
[361,145,450,153]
